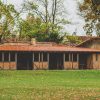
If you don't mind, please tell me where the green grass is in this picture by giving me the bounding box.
[0,70,100,100]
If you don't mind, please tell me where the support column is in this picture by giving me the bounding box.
[63,53,65,69]
[69,53,71,61]
[15,53,17,70]
[9,52,11,69]
[72,53,73,69]
[41,53,43,69]
[39,52,40,68]
[77,54,79,69]
[33,52,34,70]
[2,52,4,69]
[69,53,71,69]
[47,53,49,70]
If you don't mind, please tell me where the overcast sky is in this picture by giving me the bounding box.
[2,0,85,35]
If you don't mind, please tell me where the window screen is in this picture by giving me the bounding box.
[34,53,39,61]
[73,54,77,62]
[65,53,69,61]
[10,52,15,61]
[43,53,47,61]
[0,53,2,61]
[4,52,9,62]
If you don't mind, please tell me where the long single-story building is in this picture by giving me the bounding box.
[0,37,100,70]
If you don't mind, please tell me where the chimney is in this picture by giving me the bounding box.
[31,38,36,45]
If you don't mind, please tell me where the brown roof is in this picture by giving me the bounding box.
[78,36,93,41]
[76,37,100,47]
[0,43,100,52]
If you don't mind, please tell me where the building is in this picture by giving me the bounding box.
[0,37,100,70]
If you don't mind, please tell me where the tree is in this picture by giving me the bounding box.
[18,14,41,38]
[79,0,100,36]
[22,0,68,34]
[19,14,63,43]
[62,35,82,45]
[0,1,19,40]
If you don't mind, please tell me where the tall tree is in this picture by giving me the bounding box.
[0,1,19,40]
[22,0,68,34]
[18,14,63,43]
[79,0,100,36]
[18,14,44,38]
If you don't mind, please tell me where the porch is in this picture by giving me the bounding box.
[0,51,96,70]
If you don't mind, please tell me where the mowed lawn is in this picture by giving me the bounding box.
[0,70,100,100]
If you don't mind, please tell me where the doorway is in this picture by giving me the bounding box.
[17,52,33,70]
[49,53,64,70]
[79,53,90,69]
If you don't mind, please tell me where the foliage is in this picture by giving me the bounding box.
[0,70,100,99]
[19,14,63,43]
[79,0,100,36]
[32,32,63,43]
[47,32,63,43]
[19,14,42,38]
[63,35,82,45]
[32,33,48,42]
[22,0,69,35]
[0,1,19,40]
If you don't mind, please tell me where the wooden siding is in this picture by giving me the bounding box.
[86,53,100,69]
[64,62,79,70]
[64,62,72,69]
[33,62,48,70]
[87,55,93,69]
[0,62,16,70]
[92,54,100,69]
[0,62,3,69]
[73,62,79,69]
[79,40,100,50]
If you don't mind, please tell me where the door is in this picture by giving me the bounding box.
[17,52,33,70]
[49,53,64,70]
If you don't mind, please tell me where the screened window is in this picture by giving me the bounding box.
[4,52,9,62]
[10,52,15,61]
[65,53,69,61]
[73,54,77,62]
[40,53,42,62]
[43,53,47,61]
[34,53,39,62]
[0,53,2,61]
[34,53,47,62]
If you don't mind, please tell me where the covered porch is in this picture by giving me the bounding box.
[0,51,97,70]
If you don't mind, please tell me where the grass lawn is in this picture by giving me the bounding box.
[0,70,100,100]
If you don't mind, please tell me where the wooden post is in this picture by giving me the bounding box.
[69,53,71,61]
[77,53,79,69]
[42,53,43,69]
[2,52,4,69]
[72,53,73,69]
[39,52,40,69]
[33,52,34,70]
[15,53,17,70]
[69,53,71,69]
[63,53,65,69]
[48,53,49,69]
[9,52,11,69]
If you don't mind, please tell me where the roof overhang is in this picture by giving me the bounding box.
[0,45,100,53]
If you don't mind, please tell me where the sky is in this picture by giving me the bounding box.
[2,0,85,35]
